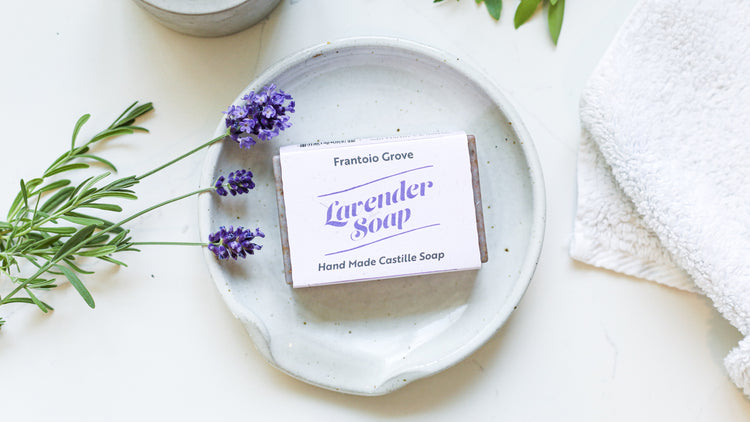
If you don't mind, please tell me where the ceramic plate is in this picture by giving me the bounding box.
[198,37,545,395]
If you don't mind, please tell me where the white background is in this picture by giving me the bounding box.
[1,0,749,420]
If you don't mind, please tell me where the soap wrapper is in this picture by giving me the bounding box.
[273,132,487,288]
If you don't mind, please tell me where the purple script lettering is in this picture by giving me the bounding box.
[351,208,411,240]
[323,179,434,240]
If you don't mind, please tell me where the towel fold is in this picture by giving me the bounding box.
[571,0,750,395]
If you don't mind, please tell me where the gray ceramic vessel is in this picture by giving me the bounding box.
[132,0,281,37]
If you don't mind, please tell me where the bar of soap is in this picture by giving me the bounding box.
[273,132,487,288]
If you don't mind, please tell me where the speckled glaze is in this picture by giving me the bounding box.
[199,37,546,395]
[132,0,281,37]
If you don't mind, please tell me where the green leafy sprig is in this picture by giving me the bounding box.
[1,84,294,328]
[434,0,566,45]
[0,103,153,322]
[0,103,222,327]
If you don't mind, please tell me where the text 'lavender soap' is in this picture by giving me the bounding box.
[273,132,488,288]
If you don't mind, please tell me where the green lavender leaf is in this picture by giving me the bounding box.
[45,154,72,176]
[65,211,109,223]
[103,175,139,191]
[89,127,137,144]
[109,230,128,246]
[71,114,91,150]
[97,255,128,267]
[77,246,117,257]
[62,258,95,275]
[78,203,122,212]
[59,215,104,226]
[484,0,502,19]
[39,186,76,213]
[514,0,541,28]
[52,224,96,261]
[7,191,25,221]
[93,191,138,201]
[44,163,89,178]
[54,264,95,308]
[550,0,558,5]
[37,226,77,235]
[110,101,139,129]
[19,179,30,210]
[2,297,37,305]
[77,173,112,199]
[86,233,109,248]
[77,154,117,172]
[29,281,57,290]
[25,277,57,289]
[24,178,44,192]
[31,179,72,196]
[111,102,153,129]
[68,176,92,199]
[22,232,45,242]
[25,234,63,253]
[95,223,125,235]
[548,0,565,45]
[23,287,50,313]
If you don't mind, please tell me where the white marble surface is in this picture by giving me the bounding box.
[1,0,749,420]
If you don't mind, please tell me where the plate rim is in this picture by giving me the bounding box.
[198,36,546,395]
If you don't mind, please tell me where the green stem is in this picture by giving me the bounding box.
[12,131,225,237]
[132,242,208,247]
[136,132,227,181]
[113,188,212,229]
[13,192,94,238]
[0,257,58,306]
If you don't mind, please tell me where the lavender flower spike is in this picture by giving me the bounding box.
[208,226,265,260]
[223,84,295,148]
[214,168,255,196]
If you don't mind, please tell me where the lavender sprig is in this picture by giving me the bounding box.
[214,169,255,197]
[0,85,295,327]
[207,226,264,260]
[224,84,295,148]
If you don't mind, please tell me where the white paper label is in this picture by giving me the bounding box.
[279,132,481,287]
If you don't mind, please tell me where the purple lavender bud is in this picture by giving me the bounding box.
[262,105,276,118]
[239,118,256,133]
[223,84,295,148]
[252,91,268,106]
[237,136,256,149]
[208,225,264,260]
[226,104,246,119]
[213,169,255,197]
[214,175,229,196]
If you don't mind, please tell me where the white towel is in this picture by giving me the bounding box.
[570,0,750,395]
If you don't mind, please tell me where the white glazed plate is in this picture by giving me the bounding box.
[199,37,545,395]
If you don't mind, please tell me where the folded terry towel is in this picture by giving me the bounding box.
[570,0,750,394]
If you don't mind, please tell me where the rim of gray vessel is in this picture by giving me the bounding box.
[140,0,248,15]
[133,0,282,37]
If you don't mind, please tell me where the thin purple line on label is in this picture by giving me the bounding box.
[324,223,440,256]
[318,165,433,198]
